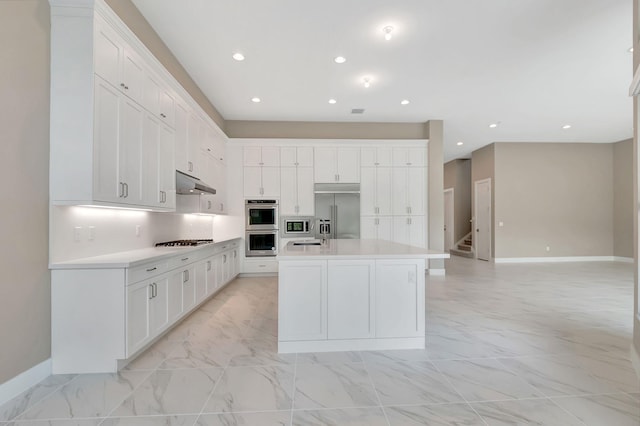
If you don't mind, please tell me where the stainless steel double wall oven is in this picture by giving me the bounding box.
[245,200,278,257]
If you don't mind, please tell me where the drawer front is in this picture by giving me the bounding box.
[128,261,168,285]
[243,259,278,273]
[167,253,198,270]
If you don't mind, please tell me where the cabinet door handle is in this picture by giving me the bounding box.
[181,257,189,262]
[146,267,157,272]
[160,113,166,118]
[153,283,157,298]
[207,260,211,271]
[208,200,212,209]
[124,182,129,198]
[183,270,189,283]
[188,161,193,172]
[223,254,227,263]
[119,182,124,197]
[220,203,224,211]
[149,284,154,300]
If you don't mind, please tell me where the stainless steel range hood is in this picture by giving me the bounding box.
[175,171,216,195]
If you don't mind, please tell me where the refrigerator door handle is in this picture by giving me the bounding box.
[334,204,338,239]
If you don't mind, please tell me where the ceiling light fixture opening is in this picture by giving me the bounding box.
[328,99,337,104]
[562,124,571,129]
[251,97,261,103]
[362,76,371,88]
[232,52,245,61]
[456,142,464,146]
[334,56,346,64]
[629,47,634,53]
[383,25,394,41]
[401,99,410,105]
[489,123,498,128]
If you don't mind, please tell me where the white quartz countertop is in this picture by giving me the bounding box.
[49,238,241,270]
[277,239,450,260]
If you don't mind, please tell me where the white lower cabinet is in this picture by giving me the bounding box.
[278,261,328,341]
[361,216,393,241]
[327,260,375,339]
[375,260,425,337]
[52,239,242,374]
[278,257,425,350]
[393,216,425,248]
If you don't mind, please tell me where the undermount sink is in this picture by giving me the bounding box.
[291,240,322,246]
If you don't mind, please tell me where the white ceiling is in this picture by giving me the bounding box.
[130,0,633,162]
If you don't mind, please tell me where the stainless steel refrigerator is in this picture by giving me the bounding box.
[314,183,360,239]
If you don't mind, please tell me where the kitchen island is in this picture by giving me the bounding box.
[276,239,449,353]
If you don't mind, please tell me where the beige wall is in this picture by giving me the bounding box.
[225,120,426,140]
[633,0,640,367]
[105,0,225,130]
[471,144,496,257]
[426,121,445,270]
[444,159,472,243]
[613,139,633,258]
[493,143,614,259]
[0,0,51,383]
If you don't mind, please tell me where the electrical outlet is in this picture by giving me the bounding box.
[88,226,96,241]
[73,226,82,242]
[499,221,504,227]
[135,225,141,237]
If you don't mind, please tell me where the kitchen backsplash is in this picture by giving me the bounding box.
[50,206,230,262]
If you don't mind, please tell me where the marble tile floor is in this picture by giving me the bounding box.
[1,257,638,425]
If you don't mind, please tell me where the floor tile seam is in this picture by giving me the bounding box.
[102,367,157,419]
[1,374,79,422]
[547,390,638,400]
[491,356,559,400]
[192,356,230,424]
[359,357,391,426]
[426,359,488,426]
[288,353,298,426]
[545,395,589,426]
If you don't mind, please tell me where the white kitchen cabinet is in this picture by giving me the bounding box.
[244,166,280,198]
[327,260,375,339]
[281,146,314,167]
[141,113,175,210]
[360,146,392,167]
[392,167,425,216]
[392,147,427,167]
[118,96,144,205]
[278,260,328,341]
[167,269,184,323]
[143,72,175,128]
[375,260,425,338]
[126,280,150,355]
[361,216,393,241]
[360,167,392,216]
[181,266,196,312]
[174,102,190,174]
[204,257,218,296]
[158,125,176,209]
[195,261,207,303]
[186,113,204,177]
[314,147,360,183]
[393,216,425,248]
[244,146,280,167]
[280,166,314,216]
[148,277,169,338]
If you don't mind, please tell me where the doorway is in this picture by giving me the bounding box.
[444,188,454,252]
[474,178,491,261]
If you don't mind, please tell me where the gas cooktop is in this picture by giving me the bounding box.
[155,239,214,247]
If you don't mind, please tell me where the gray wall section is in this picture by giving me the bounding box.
[633,0,640,364]
[105,0,225,130]
[493,143,614,259]
[225,120,427,139]
[0,0,51,383]
[471,144,496,258]
[426,121,445,270]
[443,159,472,243]
[613,139,633,258]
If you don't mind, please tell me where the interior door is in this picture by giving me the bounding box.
[444,189,454,252]
[475,179,492,261]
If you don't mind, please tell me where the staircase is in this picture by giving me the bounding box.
[450,233,474,258]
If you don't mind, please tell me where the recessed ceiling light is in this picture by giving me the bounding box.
[251,97,261,103]
[232,52,245,61]
[457,141,463,146]
[489,123,498,128]
[383,25,394,41]
[334,56,346,64]
[328,99,337,104]
[362,76,372,88]
[401,99,410,105]
[562,124,571,129]
[629,47,634,53]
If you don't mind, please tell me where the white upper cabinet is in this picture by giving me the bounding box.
[314,147,360,183]
[244,146,280,167]
[244,166,280,198]
[143,71,175,127]
[392,216,425,248]
[392,167,425,216]
[360,167,392,216]
[361,146,392,167]
[280,166,314,216]
[281,146,314,167]
[392,147,426,167]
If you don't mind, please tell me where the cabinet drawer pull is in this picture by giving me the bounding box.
[146,267,157,272]
[181,257,189,262]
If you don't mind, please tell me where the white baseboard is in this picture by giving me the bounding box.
[631,343,640,381]
[428,268,446,276]
[0,358,51,406]
[613,256,634,263]
[494,256,619,264]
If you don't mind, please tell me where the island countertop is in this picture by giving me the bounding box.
[277,239,450,261]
